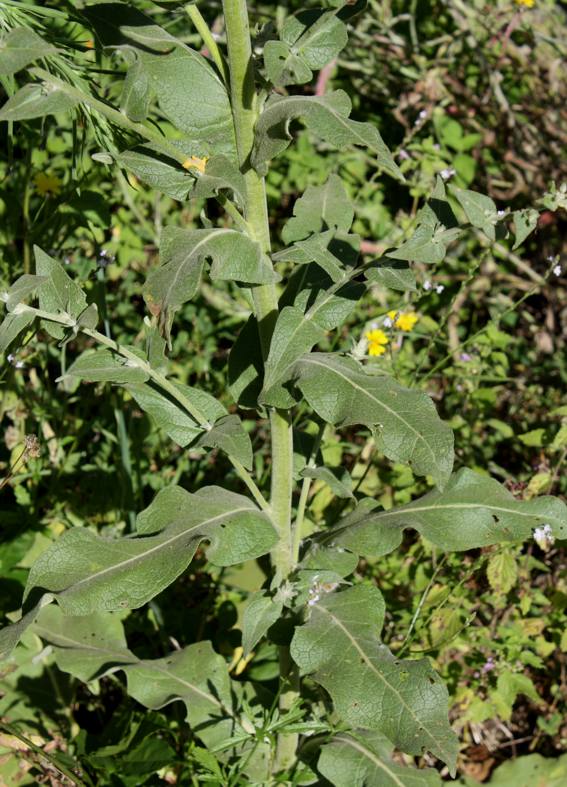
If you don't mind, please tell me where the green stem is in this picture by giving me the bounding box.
[292,421,325,567]
[186,4,231,85]
[222,0,297,772]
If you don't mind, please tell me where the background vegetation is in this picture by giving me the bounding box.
[0,0,565,784]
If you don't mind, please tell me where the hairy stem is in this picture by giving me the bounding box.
[222,0,297,772]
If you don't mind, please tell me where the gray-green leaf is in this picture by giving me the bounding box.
[282,174,354,244]
[325,468,567,557]
[0,27,57,76]
[318,730,442,786]
[0,82,79,122]
[118,146,195,201]
[35,246,87,340]
[64,348,149,384]
[294,354,454,488]
[291,585,458,771]
[252,90,402,181]
[452,186,498,241]
[242,592,283,656]
[512,208,539,250]
[196,413,253,470]
[0,310,35,355]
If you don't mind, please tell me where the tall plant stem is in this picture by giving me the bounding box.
[222,0,297,772]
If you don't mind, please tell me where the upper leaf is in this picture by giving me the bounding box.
[0,27,57,76]
[64,348,150,384]
[35,246,87,339]
[251,90,402,181]
[323,468,567,557]
[144,227,277,342]
[0,83,79,122]
[294,353,454,488]
[282,174,354,244]
[290,585,458,771]
[318,730,443,786]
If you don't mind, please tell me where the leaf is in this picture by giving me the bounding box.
[264,10,347,87]
[260,306,325,408]
[191,156,247,208]
[0,486,277,657]
[282,263,365,330]
[0,82,79,122]
[487,551,518,595]
[64,349,150,384]
[388,224,459,265]
[241,592,283,656]
[144,227,277,341]
[0,27,57,76]
[365,257,416,292]
[121,55,152,122]
[34,246,87,340]
[294,354,454,488]
[512,208,539,250]
[252,90,402,181]
[118,146,195,201]
[282,174,354,244]
[318,730,443,786]
[480,752,567,787]
[324,468,567,558]
[274,230,360,282]
[32,606,246,749]
[228,316,264,410]
[0,311,35,355]
[300,466,353,499]
[451,186,498,241]
[290,585,458,771]
[196,414,254,470]
[3,274,46,311]
[126,381,225,447]
[138,47,237,159]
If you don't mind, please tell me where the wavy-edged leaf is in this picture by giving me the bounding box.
[64,348,149,384]
[301,466,353,499]
[325,468,567,557]
[196,413,253,470]
[365,257,416,292]
[118,146,195,201]
[0,82,79,122]
[32,606,245,749]
[35,246,87,339]
[294,353,454,488]
[144,227,277,341]
[192,156,247,208]
[290,585,458,771]
[126,381,225,447]
[318,730,442,786]
[451,186,498,241]
[242,592,283,656]
[121,54,152,122]
[275,230,360,282]
[282,263,365,330]
[0,486,277,657]
[282,174,354,244]
[0,310,35,355]
[252,90,402,181]
[0,27,57,76]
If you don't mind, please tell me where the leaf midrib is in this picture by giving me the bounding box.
[332,735,406,787]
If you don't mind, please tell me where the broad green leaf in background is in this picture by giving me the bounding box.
[0,27,57,75]
[33,607,246,749]
[228,315,264,409]
[4,274,47,311]
[512,208,539,250]
[365,257,416,292]
[468,752,567,787]
[64,348,150,385]
[0,311,35,355]
[281,174,354,244]
[120,54,152,122]
[451,186,499,241]
[389,193,461,265]
[323,468,567,558]
[196,414,254,470]
[241,592,283,656]
[264,9,347,87]
[300,466,353,499]
[294,353,454,487]
[191,156,247,208]
[144,227,277,341]
[281,264,365,330]
[0,82,79,122]
[318,730,442,786]
[35,246,87,339]
[0,487,276,657]
[251,90,402,181]
[487,551,518,595]
[290,585,458,771]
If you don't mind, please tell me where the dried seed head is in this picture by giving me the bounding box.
[24,434,41,458]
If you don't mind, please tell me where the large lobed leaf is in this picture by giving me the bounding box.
[281,174,354,244]
[323,467,567,557]
[0,487,275,658]
[251,90,402,180]
[293,353,454,488]
[318,730,442,786]
[291,585,458,772]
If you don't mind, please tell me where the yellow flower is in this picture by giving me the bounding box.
[182,155,208,174]
[395,312,419,332]
[387,310,398,320]
[33,172,62,197]
[365,328,389,357]
[515,0,534,7]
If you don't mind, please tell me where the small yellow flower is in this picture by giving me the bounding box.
[514,0,534,7]
[395,312,419,332]
[182,155,208,174]
[387,310,398,320]
[33,172,62,197]
[365,328,389,357]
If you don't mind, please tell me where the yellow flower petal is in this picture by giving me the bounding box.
[33,172,62,196]
[182,155,208,174]
[395,312,419,332]
[387,310,398,320]
[365,328,389,345]
[368,342,387,357]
